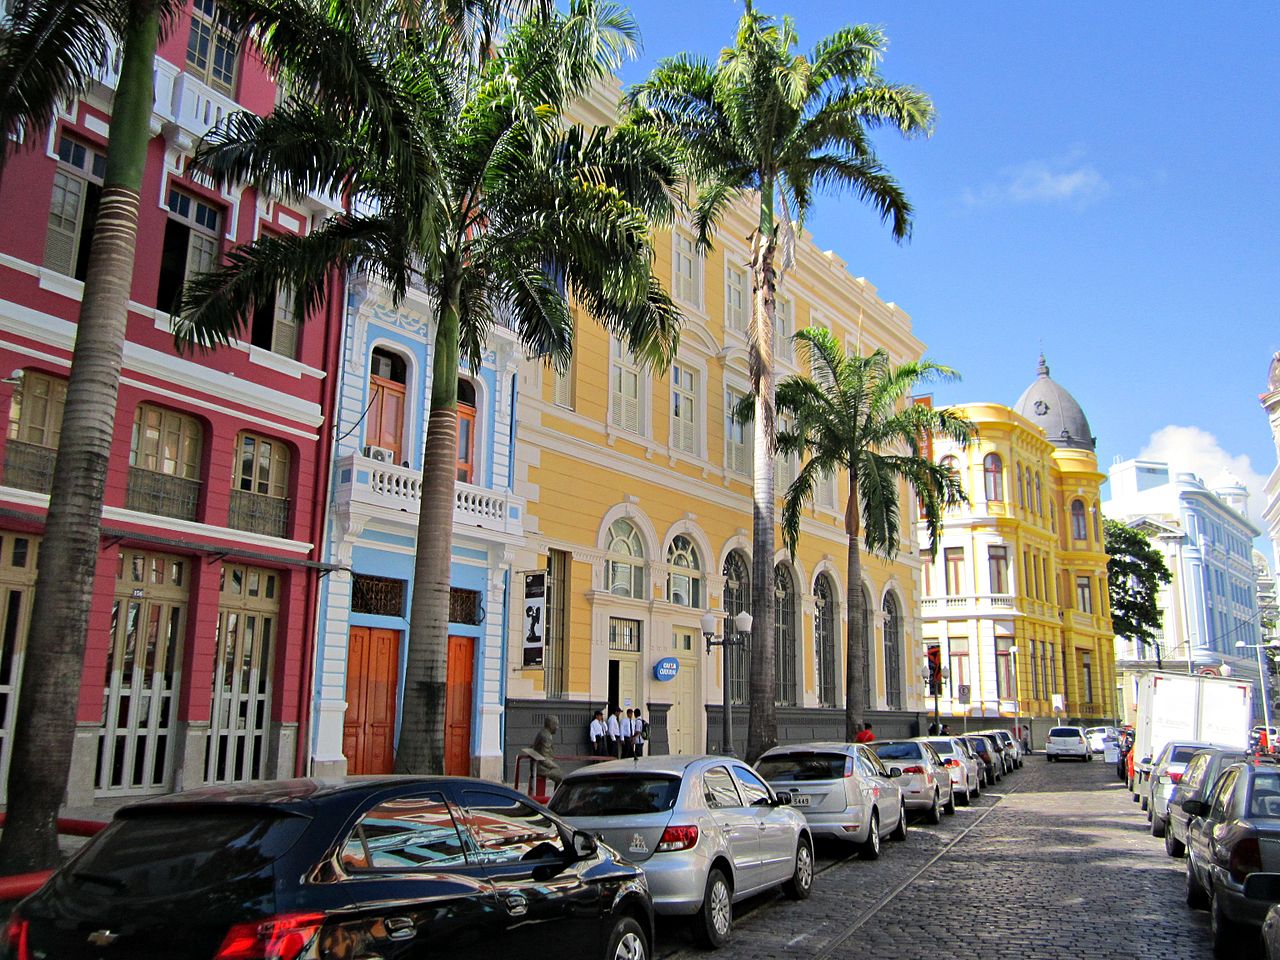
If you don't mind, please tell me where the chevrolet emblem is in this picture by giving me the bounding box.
[87,929,119,947]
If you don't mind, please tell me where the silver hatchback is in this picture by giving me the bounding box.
[550,755,813,949]
[755,742,907,859]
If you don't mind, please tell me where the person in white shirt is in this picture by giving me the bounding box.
[588,710,606,756]
[606,707,622,758]
[621,710,635,759]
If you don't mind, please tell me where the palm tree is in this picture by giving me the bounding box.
[775,328,974,741]
[0,0,183,872]
[175,0,680,773]
[625,3,933,760]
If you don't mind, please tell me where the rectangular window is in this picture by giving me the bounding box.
[351,575,406,617]
[672,229,702,308]
[814,465,837,510]
[130,405,202,480]
[1031,640,1041,699]
[774,295,793,361]
[996,638,1014,699]
[671,364,699,455]
[947,637,969,696]
[156,187,222,315]
[1082,652,1094,703]
[776,414,797,490]
[1043,557,1053,603]
[944,547,965,596]
[725,388,751,476]
[44,134,105,279]
[544,550,569,699]
[609,340,643,434]
[1076,575,1093,614]
[234,432,288,498]
[608,617,641,653]
[186,0,240,95]
[1033,553,1042,600]
[1023,550,1031,597]
[8,371,66,449]
[250,284,298,359]
[725,263,748,333]
[552,361,573,409]
[1049,642,1058,693]
[987,546,1008,594]
[448,588,483,625]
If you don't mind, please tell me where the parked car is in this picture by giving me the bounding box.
[1045,726,1090,762]
[550,755,812,949]
[1147,740,1219,838]
[4,777,653,960]
[923,737,981,805]
[1117,729,1135,781]
[962,735,1001,785]
[871,740,955,823]
[975,732,1012,774]
[1085,725,1119,753]
[1244,873,1280,960]
[1252,726,1280,753]
[983,729,1024,769]
[1184,759,1280,957]
[755,743,906,859]
[1165,747,1248,857]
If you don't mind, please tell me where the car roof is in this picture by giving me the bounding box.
[563,755,734,778]
[760,742,858,754]
[119,775,493,814]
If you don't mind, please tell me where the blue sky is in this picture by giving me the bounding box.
[617,1,1280,529]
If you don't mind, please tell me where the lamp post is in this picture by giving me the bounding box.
[1235,639,1280,739]
[921,663,950,732]
[702,609,753,757]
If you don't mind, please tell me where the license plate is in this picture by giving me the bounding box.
[791,794,811,806]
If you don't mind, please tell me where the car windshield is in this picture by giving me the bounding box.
[1250,772,1280,819]
[1049,728,1080,738]
[966,740,988,754]
[550,775,681,816]
[1170,746,1201,764]
[756,752,849,781]
[874,743,922,761]
[926,740,955,756]
[1085,728,1106,735]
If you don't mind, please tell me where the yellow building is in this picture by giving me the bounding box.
[501,89,931,761]
[919,357,1117,742]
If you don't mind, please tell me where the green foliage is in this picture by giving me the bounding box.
[1104,518,1173,650]
[775,327,974,560]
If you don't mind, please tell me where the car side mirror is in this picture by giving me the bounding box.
[1181,799,1208,818]
[1140,756,1152,766]
[571,829,598,860]
[888,768,903,778]
[1244,873,1280,902]
[773,790,792,806]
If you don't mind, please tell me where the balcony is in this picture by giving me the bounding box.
[335,453,524,539]
[921,594,1019,616]
[126,468,200,522]
[228,489,290,538]
[3,441,55,494]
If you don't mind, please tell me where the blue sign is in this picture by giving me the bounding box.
[653,657,680,681]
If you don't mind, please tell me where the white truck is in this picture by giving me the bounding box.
[1130,671,1254,798]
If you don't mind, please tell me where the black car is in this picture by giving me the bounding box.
[3,777,653,960]
[1165,747,1247,858]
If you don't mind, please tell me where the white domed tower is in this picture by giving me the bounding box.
[1213,471,1250,520]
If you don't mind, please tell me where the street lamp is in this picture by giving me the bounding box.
[1235,638,1280,740]
[920,662,950,732]
[702,608,753,757]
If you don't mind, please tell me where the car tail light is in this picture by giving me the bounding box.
[1169,771,1183,784]
[944,759,961,768]
[843,756,856,778]
[902,765,926,775]
[1229,837,1263,883]
[215,912,326,960]
[4,915,30,960]
[656,825,699,852]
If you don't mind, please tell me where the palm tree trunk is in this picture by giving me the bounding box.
[396,285,461,775]
[844,476,867,741]
[746,184,778,763]
[0,8,159,874]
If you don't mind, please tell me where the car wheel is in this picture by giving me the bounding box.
[943,790,957,816]
[889,805,908,841]
[859,812,881,860]
[960,783,972,806]
[1186,858,1210,911]
[607,916,649,960]
[783,836,814,899]
[1151,815,1166,838]
[1165,828,1185,858]
[927,791,942,825]
[693,868,733,948]
[1211,889,1245,958]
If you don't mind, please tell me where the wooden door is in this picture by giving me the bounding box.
[344,627,400,775]
[445,635,475,776]
[670,629,701,754]
[366,377,406,462]
[456,402,475,483]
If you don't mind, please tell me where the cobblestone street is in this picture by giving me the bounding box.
[660,755,1226,960]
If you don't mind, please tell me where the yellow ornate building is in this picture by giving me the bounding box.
[919,358,1117,741]
[501,88,933,762]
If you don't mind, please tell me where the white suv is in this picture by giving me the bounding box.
[1045,726,1090,761]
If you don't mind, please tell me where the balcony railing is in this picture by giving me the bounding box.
[126,468,200,522]
[3,441,55,494]
[335,453,524,538]
[921,593,1019,615]
[228,489,290,538]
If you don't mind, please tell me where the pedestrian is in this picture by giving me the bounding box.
[607,706,622,758]
[854,722,874,744]
[588,709,606,756]
[927,721,939,735]
[633,710,647,757]
[940,723,951,736]
[621,709,635,759]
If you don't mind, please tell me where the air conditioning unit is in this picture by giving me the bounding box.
[364,445,396,464]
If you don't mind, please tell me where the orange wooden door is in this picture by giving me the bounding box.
[366,377,406,462]
[444,635,475,776]
[343,627,401,775]
[456,403,475,483]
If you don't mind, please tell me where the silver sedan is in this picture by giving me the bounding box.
[921,736,982,805]
[871,739,956,823]
[550,755,813,949]
[755,742,907,859]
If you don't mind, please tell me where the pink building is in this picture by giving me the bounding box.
[0,2,344,805]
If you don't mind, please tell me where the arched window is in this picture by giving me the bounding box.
[774,564,797,706]
[456,377,477,483]
[606,519,645,598]
[1092,502,1101,542]
[367,347,408,463]
[723,551,750,705]
[1071,499,1088,541]
[814,574,838,708]
[983,453,1004,502]
[1016,463,1025,507]
[862,586,873,706]
[883,593,902,709]
[667,535,702,607]
[1034,473,1043,515]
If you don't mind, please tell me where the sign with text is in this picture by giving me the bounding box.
[957,683,971,705]
[653,657,680,681]
[522,571,546,668]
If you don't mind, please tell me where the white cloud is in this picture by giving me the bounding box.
[962,151,1110,209]
[1139,425,1267,528]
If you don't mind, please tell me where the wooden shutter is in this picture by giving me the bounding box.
[552,365,572,407]
[271,285,297,358]
[44,171,84,276]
